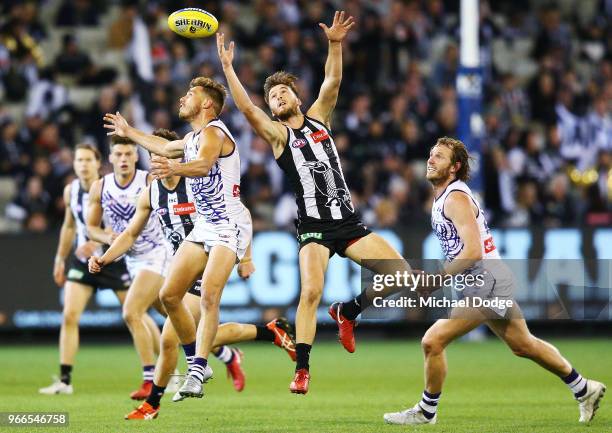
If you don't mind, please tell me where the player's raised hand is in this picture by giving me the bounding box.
[319,10,355,43]
[103,111,130,137]
[216,33,234,68]
[88,256,105,274]
[53,257,66,287]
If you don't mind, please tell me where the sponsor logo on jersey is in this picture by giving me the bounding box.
[292,138,307,149]
[484,236,496,254]
[310,130,329,143]
[299,232,323,242]
[232,184,240,197]
[173,202,196,215]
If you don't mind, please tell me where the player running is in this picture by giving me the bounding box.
[217,11,412,394]
[40,144,131,395]
[87,136,170,400]
[103,77,254,400]
[383,137,606,425]
[87,129,295,419]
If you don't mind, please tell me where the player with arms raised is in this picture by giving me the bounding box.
[87,137,170,400]
[383,137,606,425]
[217,11,413,394]
[40,144,131,395]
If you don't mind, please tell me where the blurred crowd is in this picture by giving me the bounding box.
[0,0,610,233]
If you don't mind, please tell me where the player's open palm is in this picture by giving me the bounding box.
[103,111,130,137]
[216,33,234,68]
[319,11,355,42]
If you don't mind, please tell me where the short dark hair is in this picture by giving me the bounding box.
[152,128,179,141]
[110,135,136,147]
[189,76,227,116]
[435,137,472,182]
[75,143,101,161]
[263,71,299,105]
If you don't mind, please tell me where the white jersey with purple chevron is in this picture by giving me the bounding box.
[431,179,500,262]
[183,119,243,224]
[101,170,165,256]
[69,179,103,262]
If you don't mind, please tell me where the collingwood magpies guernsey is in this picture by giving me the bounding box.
[183,119,244,224]
[149,177,196,254]
[101,170,165,256]
[431,179,500,262]
[69,178,102,262]
[275,115,355,223]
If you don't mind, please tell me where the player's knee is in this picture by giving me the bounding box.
[299,285,322,306]
[421,333,444,356]
[121,307,141,325]
[159,288,180,310]
[161,334,178,353]
[62,309,80,327]
[201,290,221,310]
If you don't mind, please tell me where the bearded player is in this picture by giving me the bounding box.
[103,77,260,400]
[383,137,606,425]
[88,129,295,419]
[217,11,414,394]
[40,144,131,395]
[87,136,170,400]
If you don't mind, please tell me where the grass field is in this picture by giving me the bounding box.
[1,339,610,433]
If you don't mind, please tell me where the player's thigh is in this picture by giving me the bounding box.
[298,242,330,290]
[424,314,485,348]
[201,245,237,294]
[486,307,532,349]
[164,241,208,297]
[344,232,405,265]
[124,269,165,313]
[63,281,94,317]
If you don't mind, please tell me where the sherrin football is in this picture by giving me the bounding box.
[167,8,219,39]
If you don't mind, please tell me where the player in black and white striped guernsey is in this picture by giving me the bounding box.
[217,11,414,394]
[40,144,130,396]
[91,130,295,419]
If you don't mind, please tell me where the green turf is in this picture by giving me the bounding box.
[1,339,610,432]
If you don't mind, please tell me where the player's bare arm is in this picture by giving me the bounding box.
[53,184,77,286]
[150,127,225,179]
[103,111,184,158]
[307,10,355,128]
[217,33,287,156]
[89,187,152,273]
[86,179,117,245]
[442,191,482,275]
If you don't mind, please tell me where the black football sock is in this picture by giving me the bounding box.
[341,290,373,320]
[295,343,311,371]
[255,325,275,342]
[145,383,166,409]
[60,364,72,385]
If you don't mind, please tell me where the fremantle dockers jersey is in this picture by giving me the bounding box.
[100,170,165,256]
[431,179,500,262]
[150,177,196,255]
[183,119,243,224]
[69,178,103,262]
[275,115,355,223]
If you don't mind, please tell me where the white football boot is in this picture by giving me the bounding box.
[166,369,182,394]
[39,376,73,395]
[384,403,437,425]
[577,380,606,423]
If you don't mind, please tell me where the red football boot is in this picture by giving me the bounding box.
[129,381,153,400]
[266,317,297,362]
[124,402,159,420]
[328,302,356,353]
[289,368,310,394]
[225,348,245,392]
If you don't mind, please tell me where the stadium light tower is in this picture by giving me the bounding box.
[457,0,484,197]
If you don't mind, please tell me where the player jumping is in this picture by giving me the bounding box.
[87,136,170,400]
[103,77,256,400]
[383,137,606,425]
[217,11,413,394]
[40,144,131,395]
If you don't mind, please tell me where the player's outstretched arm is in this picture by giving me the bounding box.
[150,128,223,179]
[307,10,355,128]
[216,33,286,155]
[103,111,184,158]
[89,187,152,273]
[53,184,77,286]
[442,192,483,276]
[86,179,116,245]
